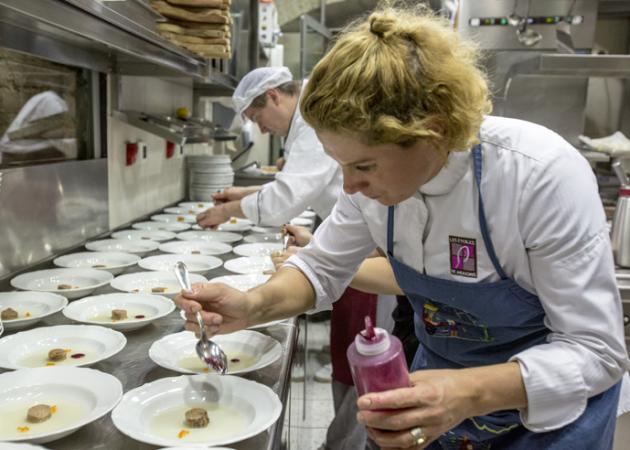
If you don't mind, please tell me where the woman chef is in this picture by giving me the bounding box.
[178,6,630,450]
[199,66,380,449]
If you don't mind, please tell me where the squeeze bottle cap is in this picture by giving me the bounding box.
[355,316,391,356]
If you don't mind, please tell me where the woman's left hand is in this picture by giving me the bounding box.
[356,369,474,449]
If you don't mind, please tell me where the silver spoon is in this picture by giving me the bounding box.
[174,261,228,374]
[282,225,291,251]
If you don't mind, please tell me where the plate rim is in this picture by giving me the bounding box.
[110,374,282,447]
[0,366,123,442]
[0,324,127,370]
[148,329,282,375]
[10,268,114,294]
[0,291,69,328]
[62,293,175,329]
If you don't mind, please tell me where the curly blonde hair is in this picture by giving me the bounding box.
[300,4,492,151]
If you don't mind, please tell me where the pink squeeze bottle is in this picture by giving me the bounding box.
[347,316,411,397]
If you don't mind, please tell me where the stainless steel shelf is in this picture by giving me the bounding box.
[0,0,236,89]
[113,110,237,145]
[497,53,630,99]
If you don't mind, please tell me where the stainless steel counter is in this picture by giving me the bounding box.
[0,230,298,450]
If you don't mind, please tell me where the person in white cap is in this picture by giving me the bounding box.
[196,66,343,227]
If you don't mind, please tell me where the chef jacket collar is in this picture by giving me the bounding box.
[418,149,471,196]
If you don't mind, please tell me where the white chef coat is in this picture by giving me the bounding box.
[240,101,342,226]
[287,116,630,431]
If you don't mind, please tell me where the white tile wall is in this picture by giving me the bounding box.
[108,118,214,228]
[117,76,193,116]
[108,76,212,228]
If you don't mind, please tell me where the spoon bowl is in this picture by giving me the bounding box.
[174,261,228,374]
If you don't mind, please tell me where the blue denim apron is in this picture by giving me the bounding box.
[386,144,621,450]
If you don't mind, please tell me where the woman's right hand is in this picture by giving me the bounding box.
[284,224,313,247]
[175,282,251,336]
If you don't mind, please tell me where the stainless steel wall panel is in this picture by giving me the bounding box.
[450,0,598,51]
[0,159,108,279]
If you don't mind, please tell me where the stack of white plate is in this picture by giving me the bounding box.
[187,154,234,201]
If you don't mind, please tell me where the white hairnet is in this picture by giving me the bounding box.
[232,66,293,118]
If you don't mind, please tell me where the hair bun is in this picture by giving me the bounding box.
[369,13,396,37]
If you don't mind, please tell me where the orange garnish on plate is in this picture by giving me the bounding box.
[177,216,185,222]
[17,426,29,433]
[202,368,209,373]
[178,429,189,439]
[25,312,31,317]
[46,362,55,366]
[51,405,57,414]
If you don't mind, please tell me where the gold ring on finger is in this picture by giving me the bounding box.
[409,426,427,446]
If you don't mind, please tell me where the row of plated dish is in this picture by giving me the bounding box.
[0,202,316,449]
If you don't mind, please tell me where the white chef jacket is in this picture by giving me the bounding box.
[287,116,630,431]
[240,101,342,226]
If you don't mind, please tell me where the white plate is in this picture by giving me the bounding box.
[0,367,122,444]
[85,239,159,256]
[164,207,198,215]
[152,214,197,224]
[250,226,281,234]
[111,229,176,242]
[176,230,242,244]
[159,240,232,256]
[209,274,270,292]
[289,217,313,228]
[53,252,140,275]
[160,447,234,450]
[232,243,283,257]
[180,274,281,330]
[217,218,253,232]
[139,254,223,275]
[224,256,275,275]
[133,221,192,232]
[149,330,282,375]
[178,201,214,210]
[243,233,281,244]
[10,269,114,301]
[298,210,317,219]
[111,374,281,447]
[0,443,49,449]
[0,325,126,369]
[0,292,68,332]
[63,293,175,331]
[110,271,208,299]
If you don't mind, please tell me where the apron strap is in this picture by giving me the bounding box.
[473,144,508,280]
[387,205,395,257]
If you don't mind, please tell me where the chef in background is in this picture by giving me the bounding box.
[196,66,342,227]
[179,5,630,450]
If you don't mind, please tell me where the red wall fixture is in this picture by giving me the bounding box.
[166,141,175,159]
[126,142,138,166]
